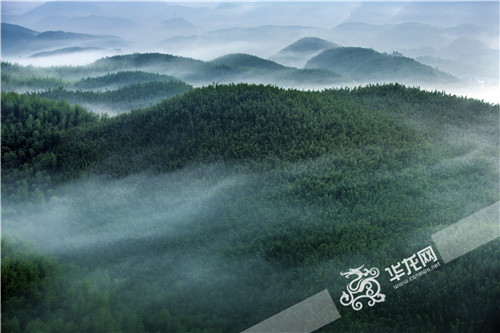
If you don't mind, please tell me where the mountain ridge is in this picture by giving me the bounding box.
[306,46,459,84]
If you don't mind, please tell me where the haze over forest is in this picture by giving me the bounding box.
[1,1,499,333]
[1,1,499,102]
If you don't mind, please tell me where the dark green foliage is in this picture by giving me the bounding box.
[1,71,66,91]
[38,80,193,112]
[1,62,68,91]
[93,52,183,69]
[1,83,499,332]
[73,71,179,90]
[1,62,193,113]
[1,237,58,333]
[1,92,100,202]
[90,53,223,83]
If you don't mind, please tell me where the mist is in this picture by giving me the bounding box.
[2,2,498,107]
[1,2,499,332]
[4,118,497,329]
[2,162,352,330]
[3,2,497,73]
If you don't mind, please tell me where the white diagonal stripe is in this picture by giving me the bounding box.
[432,201,500,264]
[241,289,340,333]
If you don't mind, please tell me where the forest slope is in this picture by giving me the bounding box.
[1,84,499,333]
[306,47,459,85]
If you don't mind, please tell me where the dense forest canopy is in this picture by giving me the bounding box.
[2,82,499,332]
[1,1,499,331]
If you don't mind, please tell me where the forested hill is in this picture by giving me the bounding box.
[90,53,345,86]
[306,47,459,84]
[270,37,339,67]
[2,84,499,333]
[2,83,497,203]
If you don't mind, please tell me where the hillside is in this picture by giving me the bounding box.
[29,46,103,58]
[280,37,338,53]
[2,50,460,91]
[306,47,459,84]
[209,53,344,86]
[38,81,193,114]
[270,37,338,67]
[1,63,193,113]
[1,84,498,332]
[211,53,287,71]
[2,52,346,90]
[73,71,180,89]
[1,22,39,39]
[1,23,40,56]
[0,65,179,91]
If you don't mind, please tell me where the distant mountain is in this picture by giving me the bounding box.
[1,23,40,55]
[1,22,38,39]
[34,15,137,36]
[15,1,104,17]
[378,23,446,49]
[306,47,458,85]
[280,37,338,54]
[211,53,286,71]
[330,21,497,55]
[160,18,195,30]
[91,53,209,81]
[73,71,180,90]
[270,37,338,67]
[330,21,450,50]
[29,47,104,58]
[38,81,193,114]
[2,1,202,41]
[33,30,107,41]
[208,25,324,43]
[160,25,330,60]
[210,53,345,87]
[91,52,345,87]
[158,18,198,38]
[445,37,488,59]
[1,23,124,57]
[391,1,498,27]
[444,23,499,40]
[330,22,387,47]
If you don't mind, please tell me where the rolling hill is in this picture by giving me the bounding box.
[37,81,193,114]
[211,53,287,71]
[1,23,40,55]
[280,37,338,54]
[73,71,180,90]
[270,37,338,67]
[305,47,459,85]
[91,53,345,87]
[1,84,498,332]
[1,22,38,39]
[29,47,103,58]
[1,63,193,113]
